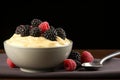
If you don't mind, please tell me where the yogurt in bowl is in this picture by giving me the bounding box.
[6,34,71,48]
[4,19,73,73]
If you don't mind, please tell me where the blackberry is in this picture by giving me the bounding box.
[56,27,66,40]
[24,25,31,31]
[15,25,23,34]
[68,50,81,69]
[21,25,30,36]
[68,50,81,62]
[15,25,30,36]
[43,29,57,41]
[31,19,42,27]
[50,26,55,30]
[74,60,81,68]
[30,27,41,37]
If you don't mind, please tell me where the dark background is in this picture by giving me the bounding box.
[0,0,112,49]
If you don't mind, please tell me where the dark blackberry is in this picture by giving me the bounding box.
[68,50,81,69]
[31,19,42,27]
[43,29,57,41]
[74,60,81,69]
[50,26,55,30]
[24,25,31,31]
[68,50,81,62]
[56,27,66,40]
[21,25,30,36]
[15,25,30,36]
[30,27,41,37]
[15,25,23,34]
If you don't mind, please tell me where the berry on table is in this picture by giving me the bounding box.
[6,58,17,68]
[64,59,77,71]
[68,50,81,68]
[81,51,94,63]
[68,50,81,62]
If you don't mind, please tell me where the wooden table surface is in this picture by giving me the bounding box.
[1,49,120,80]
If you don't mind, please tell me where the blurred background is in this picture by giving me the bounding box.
[0,0,113,49]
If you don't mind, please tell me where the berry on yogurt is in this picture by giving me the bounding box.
[38,21,50,33]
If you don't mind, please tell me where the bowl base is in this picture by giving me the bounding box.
[20,68,54,73]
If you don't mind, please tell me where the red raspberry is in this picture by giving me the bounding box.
[7,58,16,68]
[64,59,77,71]
[38,21,50,33]
[81,51,94,63]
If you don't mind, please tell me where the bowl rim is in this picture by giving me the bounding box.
[4,39,73,49]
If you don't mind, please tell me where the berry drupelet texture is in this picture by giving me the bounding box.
[30,27,41,37]
[15,19,68,41]
[42,29,57,41]
[15,25,30,37]
[68,50,81,68]
[56,27,66,40]
[31,19,42,27]
[68,50,81,62]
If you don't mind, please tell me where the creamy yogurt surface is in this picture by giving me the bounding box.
[6,34,71,48]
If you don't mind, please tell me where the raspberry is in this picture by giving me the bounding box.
[42,29,57,41]
[64,59,77,71]
[38,21,50,33]
[31,19,42,27]
[7,58,16,68]
[81,51,94,63]
[56,27,66,40]
[30,27,41,37]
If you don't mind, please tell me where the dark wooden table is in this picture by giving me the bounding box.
[1,49,120,80]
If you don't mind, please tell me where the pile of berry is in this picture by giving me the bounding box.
[15,19,66,41]
[64,50,94,71]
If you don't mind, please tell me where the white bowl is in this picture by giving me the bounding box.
[4,40,73,73]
